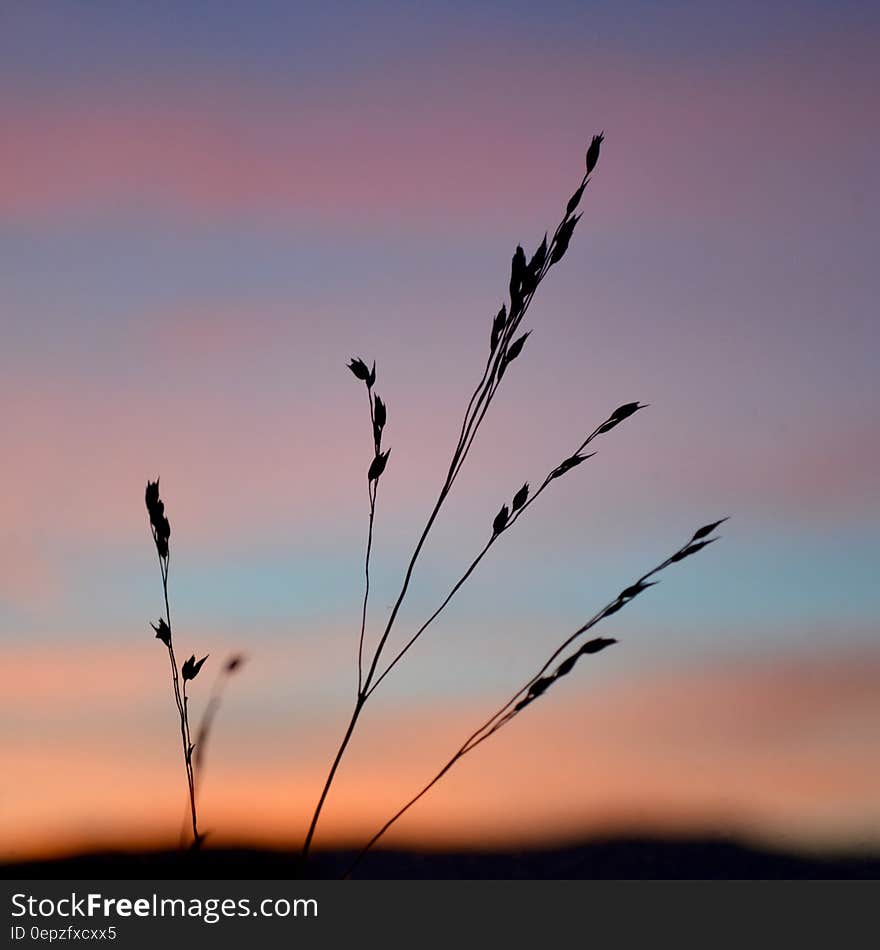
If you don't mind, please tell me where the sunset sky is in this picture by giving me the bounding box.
[1,1,878,861]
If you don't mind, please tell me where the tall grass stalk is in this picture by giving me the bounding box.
[145,479,208,848]
[178,654,246,846]
[302,133,723,863]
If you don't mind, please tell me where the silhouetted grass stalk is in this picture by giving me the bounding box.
[303,134,724,866]
[145,480,207,849]
[178,654,246,846]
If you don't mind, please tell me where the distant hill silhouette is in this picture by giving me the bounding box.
[4,835,878,879]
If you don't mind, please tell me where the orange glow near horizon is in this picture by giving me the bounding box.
[4,647,879,862]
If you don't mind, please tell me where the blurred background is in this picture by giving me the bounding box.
[1,1,878,864]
